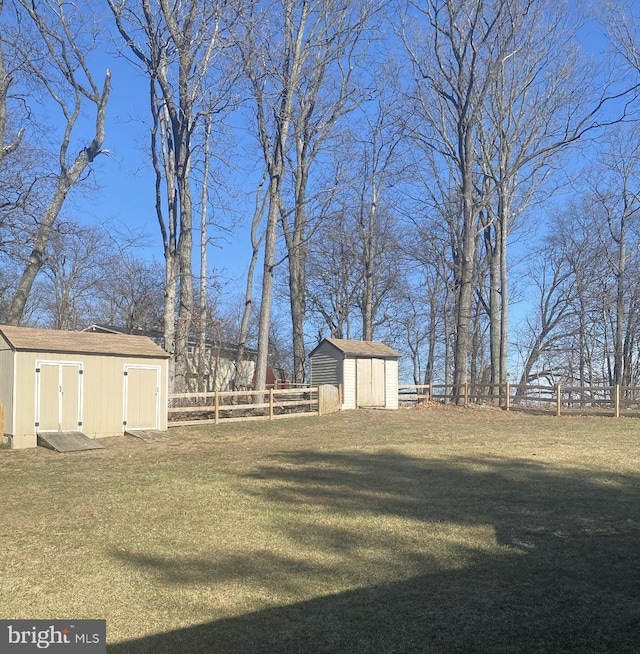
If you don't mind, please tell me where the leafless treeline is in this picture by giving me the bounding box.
[1,0,640,395]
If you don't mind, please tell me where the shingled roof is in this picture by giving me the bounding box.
[321,338,399,358]
[0,324,169,359]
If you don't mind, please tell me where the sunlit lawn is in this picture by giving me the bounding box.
[1,406,639,653]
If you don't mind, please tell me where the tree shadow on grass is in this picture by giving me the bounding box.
[107,450,640,653]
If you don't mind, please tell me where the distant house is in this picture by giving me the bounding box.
[83,325,256,392]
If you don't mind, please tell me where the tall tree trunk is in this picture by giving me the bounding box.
[8,71,111,325]
[499,210,509,385]
[197,113,211,391]
[284,163,309,385]
[288,243,307,384]
[453,131,477,402]
[235,178,267,390]
[614,218,626,385]
[254,191,281,391]
[360,200,376,341]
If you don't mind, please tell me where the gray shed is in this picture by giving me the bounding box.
[309,338,399,410]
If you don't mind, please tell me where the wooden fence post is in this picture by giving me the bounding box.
[615,384,620,418]
[0,403,4,437]
[427,384,432,402]
[556,384,561,417]
[214,391,219,425]
[505,382,510,411]
[269,389,274,420]
[464,382,469,407]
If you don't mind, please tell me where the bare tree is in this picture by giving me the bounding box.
[514,240,578,395]
[343,80,408,342]
[402,0,638,398]
[282,0,378,382]
[108,0,236,391]
[583,127,640,385]
[234,0,379,389]
[36,221,114,330]
[234,173,267,388]
[96,255,165,333]
[474,0,636,389]
[3,0,110,324]
[232,0,297,392]
[306,208,360,340]
[401,0,535,400]
[0,0,23,174]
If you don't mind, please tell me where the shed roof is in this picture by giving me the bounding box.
[0,324,170,358]
[313,338,399,358]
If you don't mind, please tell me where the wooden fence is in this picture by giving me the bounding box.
[398,382,640,417]
[168,385,341,427]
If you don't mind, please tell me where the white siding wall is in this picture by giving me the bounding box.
[211,358,255,391]
[342,358,356,410]
[385,359,399,409]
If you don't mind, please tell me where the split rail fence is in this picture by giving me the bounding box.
[399,382,640,417]
[168,384,341,427]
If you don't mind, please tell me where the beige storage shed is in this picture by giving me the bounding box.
[0,325,170,449]
[309,338,399,410]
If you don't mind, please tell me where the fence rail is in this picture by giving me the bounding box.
[398,382,640,417]
[169,382,640,426]
[168,385,341,426]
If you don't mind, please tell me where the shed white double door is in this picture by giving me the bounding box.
[356,358,386,407]
[36,361,83,432]
[36,361,161,433]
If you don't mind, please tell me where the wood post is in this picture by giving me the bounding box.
[269,389,274,420]
[556,384,561,417]
[615,384,620,418]
[427,384,432,402]
[0,403,4,437]
[318,384,341,416]
[214,391,219,425]
[505,382,510,411]
[464,382,469,407]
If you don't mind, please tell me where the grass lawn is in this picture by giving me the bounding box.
[1,406,640,653]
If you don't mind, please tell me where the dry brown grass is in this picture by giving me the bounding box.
[1,407,639,653]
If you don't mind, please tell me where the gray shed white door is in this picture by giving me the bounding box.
[36,361,83,432]
[356,358,385,407]
[123,365,160,430]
